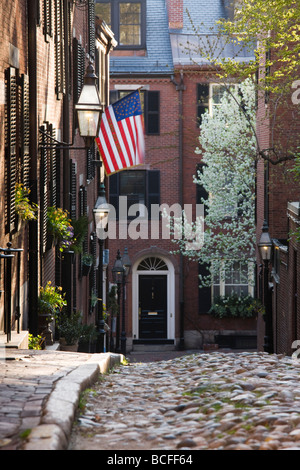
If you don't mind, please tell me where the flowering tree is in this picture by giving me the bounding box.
[169,79,257,288]
[186,0,300,165]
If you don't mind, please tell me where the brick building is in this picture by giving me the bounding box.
[96,0,256,352]
[0,0,115,348]
[256,72,300,354]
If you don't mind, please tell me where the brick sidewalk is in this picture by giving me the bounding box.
[0,349,123,450]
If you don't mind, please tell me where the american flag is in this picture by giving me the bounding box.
[95,90,145,175]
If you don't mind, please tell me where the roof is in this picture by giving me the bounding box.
[110,0,174,76]
[171,0,254,67]
[110,0,254,75]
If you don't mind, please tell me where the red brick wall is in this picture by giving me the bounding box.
[0,1,29,330]
[108,77,181,338]
[166,0,183,29]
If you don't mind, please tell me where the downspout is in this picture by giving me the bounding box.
[28,0,39,335]
[171,71,185,350]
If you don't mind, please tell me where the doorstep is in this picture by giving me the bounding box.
[132,339,176,352]
[0,330,29,349]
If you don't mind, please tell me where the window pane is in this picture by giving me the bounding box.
[119,3,141,45]
[197,84,209,123]
[95,3,111,28]
[119,171,146,218]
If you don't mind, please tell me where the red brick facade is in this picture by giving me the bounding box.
[0,1,114,346]
[256,69,300,354]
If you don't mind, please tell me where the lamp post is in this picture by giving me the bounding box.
[93,182,110,353]
[258,220,273,353]
[112,250,124,353]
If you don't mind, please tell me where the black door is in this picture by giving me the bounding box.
[139,275,167,338]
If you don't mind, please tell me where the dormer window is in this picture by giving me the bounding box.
[95,0,146,49]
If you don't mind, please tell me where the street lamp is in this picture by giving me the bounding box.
[120,248,131,355]
[112,250,124,352]
[258,220,273,353]
[258,220,272,261]
[75,62,103,148]
[93,182,110,353]
[39,62,103,150]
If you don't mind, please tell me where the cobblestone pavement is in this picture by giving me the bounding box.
[69,351,300,451]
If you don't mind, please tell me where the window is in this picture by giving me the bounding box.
[212,260,254,298]
[209,83,238,116]
[110,89,160,135]
[109,169,160,220]
[197,83,238,123]
[197,84,209,125]
[95,0,146,49]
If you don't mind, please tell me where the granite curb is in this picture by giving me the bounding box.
[22,352,124,450]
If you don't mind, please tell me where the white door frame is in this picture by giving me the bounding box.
[132,255,175,340]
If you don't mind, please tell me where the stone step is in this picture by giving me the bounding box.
[132,343,176,352]
[0,331,28,349]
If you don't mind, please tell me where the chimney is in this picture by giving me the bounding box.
[166,0,183,30]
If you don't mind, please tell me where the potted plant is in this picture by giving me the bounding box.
[81,253,94,276]
[15,183,38,222]
[58,310,83,351]
[209,293,264,319]
[47,206,74,251]
[38,282,67,345]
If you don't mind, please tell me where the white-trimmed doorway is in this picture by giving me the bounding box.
[132,255,175,344]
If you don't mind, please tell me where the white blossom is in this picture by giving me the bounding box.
[167,79,257,287]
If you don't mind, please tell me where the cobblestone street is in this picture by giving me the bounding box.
[69,351,300,451]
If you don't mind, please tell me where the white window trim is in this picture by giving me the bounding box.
[209,83,238,116]
[212,260,255,300]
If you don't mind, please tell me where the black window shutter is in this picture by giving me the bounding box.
[49,124,57,207]
[43,0,52,41]
[40,125,48,253]
[145,91,160,135]
[196,163,208,216]
[55,0,65,99]
[5,67,17,233]
[70,160,77,220]
[198,263,212,314]
[73,37,84,105]
[147,170,160,219]
[109,173,119,219]
[21,74,30,189]
[87,142,96,181]
[88,0,95,59]
[79,185,88,254]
